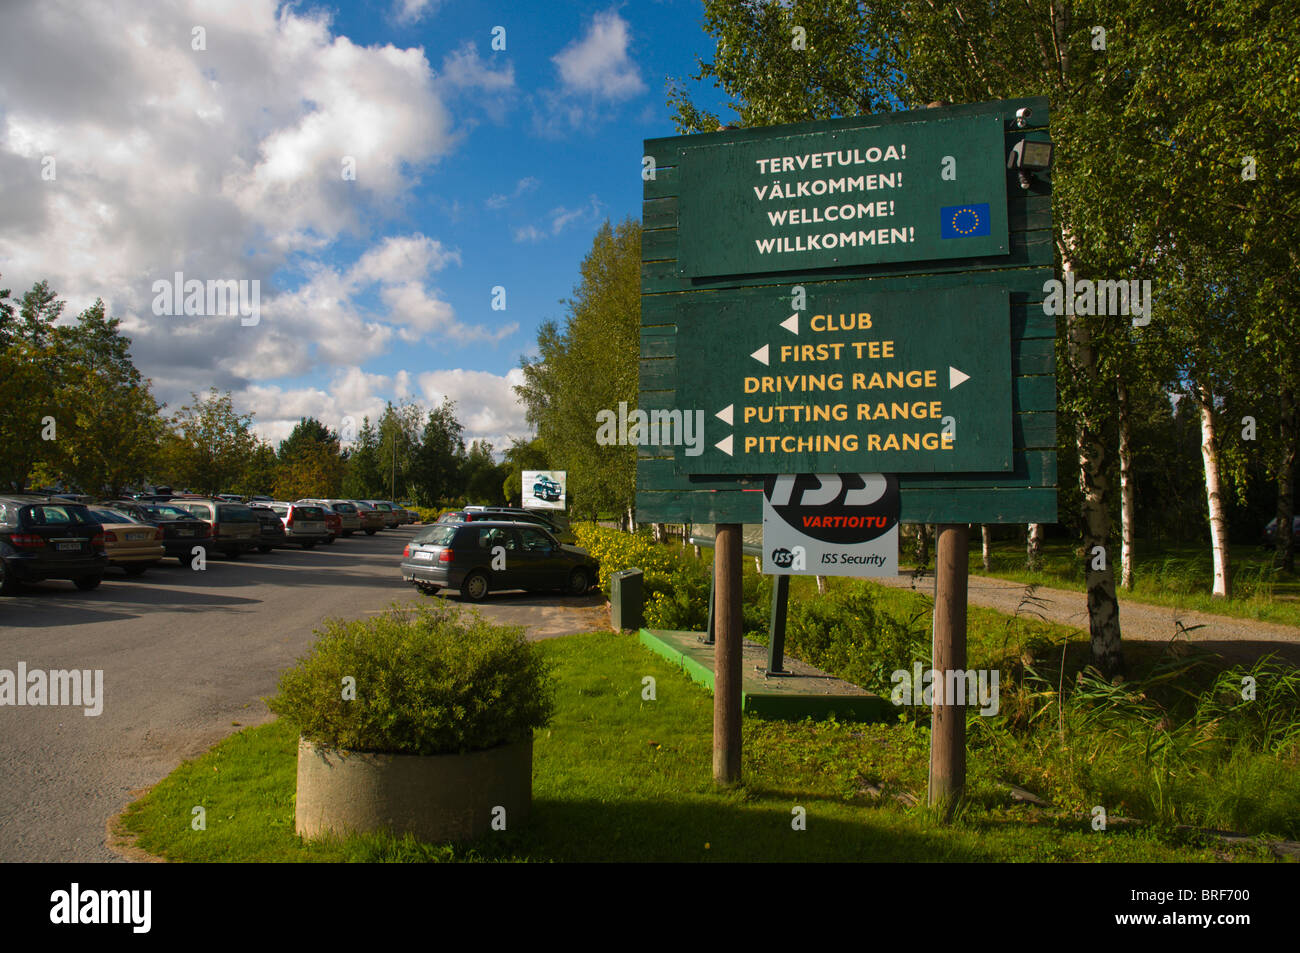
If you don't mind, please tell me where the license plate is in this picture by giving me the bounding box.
[127,532,149,541]
[413,550,433,560]
[58,542,81,551]
[176,529,194,536]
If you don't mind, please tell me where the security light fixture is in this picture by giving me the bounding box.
[1007,138,1054,189]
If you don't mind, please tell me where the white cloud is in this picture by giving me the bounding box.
[513,195,604,242]
[416,367,529,448]
[486,175,539,209]
[393,0,441,26]
[512,224,546,243]
[552,8,645,101]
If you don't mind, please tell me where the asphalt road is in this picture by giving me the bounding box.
[0,526,609,863]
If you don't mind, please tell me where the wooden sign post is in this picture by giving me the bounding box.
[929,523,969,817]
[712,524,743,783]
[639,98,1057,802]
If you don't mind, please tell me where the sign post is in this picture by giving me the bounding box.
[713,523,743,784]
[639,97,1056,802]
[929,523,969,818]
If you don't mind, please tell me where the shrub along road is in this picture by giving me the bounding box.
[0,526,607,863]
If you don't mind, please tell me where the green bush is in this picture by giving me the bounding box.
[784,582,929,695]
[268,602,555,756]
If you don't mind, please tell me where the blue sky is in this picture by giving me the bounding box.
[0,0,730,450]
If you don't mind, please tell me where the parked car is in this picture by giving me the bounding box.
[1261,516,1300,550]
[0,496,108,594]
[399,520,597,602]
[363,500,402,529]
[247,504,289,553]
[85,506,166,575]
[103,500,212,565]
[350,500,385,535]
[168,499,260,558]
[532,476,562,502]
[437,507,576,544]
[267,502,330,548]
[300,499,362,537]
[398,502,420,524]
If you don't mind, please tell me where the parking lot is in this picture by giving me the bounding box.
[0,525,608,862]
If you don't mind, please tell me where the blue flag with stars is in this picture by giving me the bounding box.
[940,203,991,239]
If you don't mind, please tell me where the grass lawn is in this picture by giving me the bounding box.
[901,538,1300,628]
[115,630,1282,863]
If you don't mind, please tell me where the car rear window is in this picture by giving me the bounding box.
[91,507,141,524]
[147,505,191,519]
[413,525,457,546]
[294,506,325,520]
[22,504,93,525]
[331,502,357,514]
[218,504,258,522]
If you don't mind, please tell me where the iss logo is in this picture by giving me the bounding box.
[763,473,900,544]
[770,546,806,570]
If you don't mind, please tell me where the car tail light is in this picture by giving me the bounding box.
[102,531,118,543]
[211,525,220,537]
[91,533,105,547]
[154,528,164,540]
[286,511,295,528]
[402,544,411,557]
[438,549,453,563]
[10,533,44,548]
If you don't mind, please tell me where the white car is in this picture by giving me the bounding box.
[267,502,330,548]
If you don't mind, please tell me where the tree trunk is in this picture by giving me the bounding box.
[980,524,992,572]
[1063,253,1124,678]
[1275,385,1297,574]
[1117,371,1136,590]
[1195,384,1231,598]
[914,523,931,568]
[1026,523,1044,571]
[815,576,827,594]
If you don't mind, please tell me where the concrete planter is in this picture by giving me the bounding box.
[295,736,532,844]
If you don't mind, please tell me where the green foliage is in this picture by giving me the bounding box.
[268,602,555,756]
[516,220,640,520]
[783,582,929,696]
[165,388,256,495]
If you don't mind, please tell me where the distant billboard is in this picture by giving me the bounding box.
[523,470,566,510]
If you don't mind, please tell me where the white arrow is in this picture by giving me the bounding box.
[716,434,733,456]
[780,313,799,334]
[716,404,734,425]
[949,366,971,389]
[751,343,770,366]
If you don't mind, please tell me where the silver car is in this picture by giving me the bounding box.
[300,499,363,536]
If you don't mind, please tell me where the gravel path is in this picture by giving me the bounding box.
[871,571,1300,666]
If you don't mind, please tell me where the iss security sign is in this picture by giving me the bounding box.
[762,473,900,577]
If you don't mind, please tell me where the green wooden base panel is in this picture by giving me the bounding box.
[638,628,894,723]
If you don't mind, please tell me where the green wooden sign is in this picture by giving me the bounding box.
[670,284,1012,474]
[638,97,1057,526]
[677,114,1009,277]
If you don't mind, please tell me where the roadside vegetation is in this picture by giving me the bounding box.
[116,628,1285,862]
[577,525,1300,841]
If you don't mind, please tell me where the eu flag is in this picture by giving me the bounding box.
[940,203,991,239]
